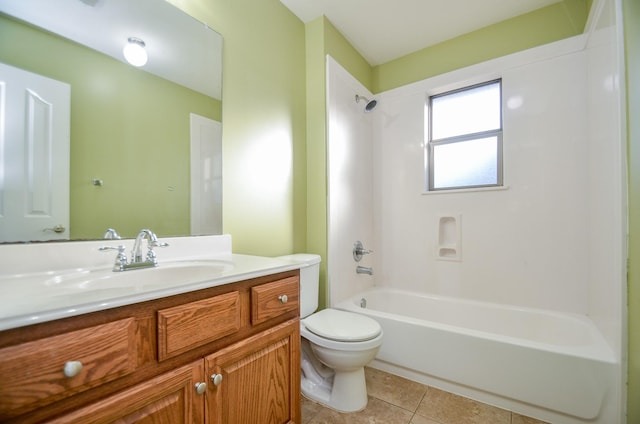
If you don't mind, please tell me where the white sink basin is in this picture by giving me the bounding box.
[45,260,234,293]
[0,240,302,331]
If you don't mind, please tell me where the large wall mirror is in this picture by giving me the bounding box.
[0,0,223,243]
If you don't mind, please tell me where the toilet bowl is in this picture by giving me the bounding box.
[300,308,383,412]
[275,254,383,412]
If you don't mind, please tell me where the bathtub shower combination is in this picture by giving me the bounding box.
[336,288,616,423]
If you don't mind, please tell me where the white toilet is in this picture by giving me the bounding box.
[277,254,383,412]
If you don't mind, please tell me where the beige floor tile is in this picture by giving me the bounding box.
[302,396,325,424]
[511,413,550,424]
[415,387,510,424]
[365,367,428,412]
[306,396,414,424]
[301,369,545,424]
[409,413,442,424]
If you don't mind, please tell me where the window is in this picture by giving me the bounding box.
[427,79,502,191]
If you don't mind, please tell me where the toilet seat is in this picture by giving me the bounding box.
[300,321,383,352]
[302,309,382,342]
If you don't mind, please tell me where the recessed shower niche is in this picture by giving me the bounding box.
[437,215,461,261]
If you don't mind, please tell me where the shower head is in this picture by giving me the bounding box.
[355,94,378,112]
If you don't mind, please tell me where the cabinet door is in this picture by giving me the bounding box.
[205,319,300,424]
[47,361,205,424]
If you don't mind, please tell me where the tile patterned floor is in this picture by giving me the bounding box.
[301,367,550,424]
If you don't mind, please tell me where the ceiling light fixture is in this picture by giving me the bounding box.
[123,37,147,67]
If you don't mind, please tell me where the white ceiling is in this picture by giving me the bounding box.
[280,0,562,65]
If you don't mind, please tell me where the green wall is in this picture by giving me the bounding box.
[169,0,307,257]
[624,0,640,421]
[304,17,372,308]
[0,15,221,239]
[304,18,330,309]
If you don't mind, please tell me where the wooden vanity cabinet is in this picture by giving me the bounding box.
[205,319,300,424]
[0,270,301,424]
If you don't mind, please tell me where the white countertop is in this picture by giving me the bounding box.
[0,235,302,331]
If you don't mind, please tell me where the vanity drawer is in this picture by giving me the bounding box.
[0,318,138,418]
[157,290,241,361]
[251,276,299,325]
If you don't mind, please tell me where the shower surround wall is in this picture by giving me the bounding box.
[371,0,625,355]
[326,0,625,421]
[374,42,594,311]
[326,56,377,306]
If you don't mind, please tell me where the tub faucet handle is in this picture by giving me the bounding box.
[353,240,373,262]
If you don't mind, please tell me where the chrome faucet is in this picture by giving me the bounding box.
[103,228,121,239]
[356,266,373,275]
[132,229,160,263]
[100,228,169,272]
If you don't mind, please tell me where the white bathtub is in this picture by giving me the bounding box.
[335,288,617,423]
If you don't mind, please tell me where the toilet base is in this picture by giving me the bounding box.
[301,367,368,412]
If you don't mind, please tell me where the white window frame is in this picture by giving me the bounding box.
[426,79,503,191]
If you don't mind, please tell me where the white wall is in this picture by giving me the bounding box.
[584,0,627,359]
[583,0,627,421]
[326,56,376,306]
[372,14,625,329]
[373,38,595,314]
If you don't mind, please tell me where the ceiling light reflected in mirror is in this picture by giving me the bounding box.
[0,0,222,100]
[123,37,148,67]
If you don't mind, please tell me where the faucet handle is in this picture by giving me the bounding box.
[99,245,128,271]
[145,240,169,264]
[99,245,126,253]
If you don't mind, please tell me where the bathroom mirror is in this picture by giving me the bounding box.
[0,0,223,243]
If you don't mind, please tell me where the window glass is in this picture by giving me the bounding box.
[431,82,501,140]
[427,79,502,191]
[432,137,499,189]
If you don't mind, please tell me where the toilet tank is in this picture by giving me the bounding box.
[275,254,320,318]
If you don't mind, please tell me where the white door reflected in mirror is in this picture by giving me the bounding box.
[190,113,222,236]
[0,63,70,242]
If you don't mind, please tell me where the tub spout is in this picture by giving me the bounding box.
[356,266,373,275]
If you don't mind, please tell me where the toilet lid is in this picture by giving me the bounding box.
[302,309,381,342]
